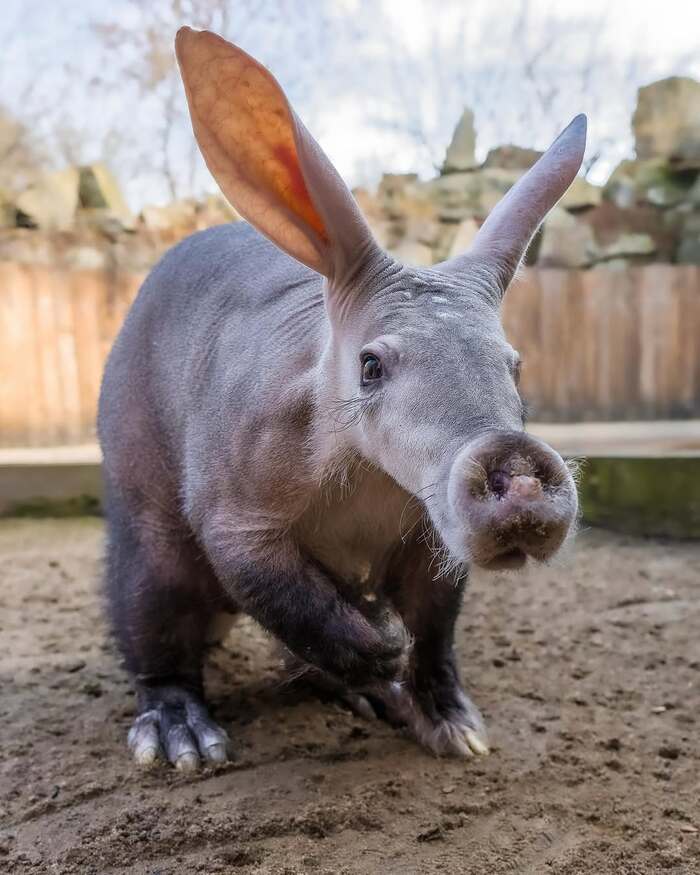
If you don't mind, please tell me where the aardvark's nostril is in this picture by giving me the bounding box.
[488,470,511,498]
[446,432,578,568]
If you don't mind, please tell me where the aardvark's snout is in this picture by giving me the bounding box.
[447,431,578,570]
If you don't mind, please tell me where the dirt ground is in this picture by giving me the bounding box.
[0,519,698,874]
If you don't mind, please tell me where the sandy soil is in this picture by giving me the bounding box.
[1,518,698,874]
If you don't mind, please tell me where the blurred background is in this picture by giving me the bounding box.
[1,0,699,534]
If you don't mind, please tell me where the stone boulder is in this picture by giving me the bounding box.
[603,158,696,209]
[597,232,656,262]
[538,207,598,268]
[402,215,443,249]
[75,209,129,241]
[425,167,521,222]
[15,167,80,231]
[141,199,198,231]
[0,229,59,264]
[676,211,700,264]
[353,186,393,248]
[633,77,700,168]
[389,238,433,266]
[64,245,109,270]
[447,218,479,259]
[688,177,700,206]
[195,195,240,230]
[0,189,16,228]
[375,173,439,250]
[559,176,602,211]
[78,163,134,229]
[483,144,542,170]
[442,108,478,173]
[377,173,434,220]
[588,203,683,268]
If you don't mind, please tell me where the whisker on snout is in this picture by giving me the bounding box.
[457,455,490,498]
[399,481,437,543]
[416,516,468,583]
[563,456,585,486]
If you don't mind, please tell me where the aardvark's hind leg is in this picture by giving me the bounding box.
[105,498,232,771]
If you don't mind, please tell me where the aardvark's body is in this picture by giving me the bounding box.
[99,28,585,770]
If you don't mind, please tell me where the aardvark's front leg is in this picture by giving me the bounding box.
[202,520,411,688]
[376,538,490,757]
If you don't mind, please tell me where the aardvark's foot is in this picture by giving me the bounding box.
[128,684,230,771]
[351,677,489,758]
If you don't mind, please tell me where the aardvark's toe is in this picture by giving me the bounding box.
[128,686,230,771]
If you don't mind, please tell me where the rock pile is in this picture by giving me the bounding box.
[355,76,700,268]
[0,163,239,270]
[1,75,699,270]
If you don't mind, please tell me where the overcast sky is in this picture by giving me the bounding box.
[2,0,700,209]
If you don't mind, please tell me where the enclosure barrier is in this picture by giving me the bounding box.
[1,263,699,447]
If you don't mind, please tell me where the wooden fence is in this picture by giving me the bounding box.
[1,264,144,447]
[1,262,699,446]
[501,265,700,422]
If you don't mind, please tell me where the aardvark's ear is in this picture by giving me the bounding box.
[438,114,587,297]
[175,28,378,280]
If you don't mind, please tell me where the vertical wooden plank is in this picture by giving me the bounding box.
[551,270,573,419]
[620,267,642,420]
[560,270,586,421]
[0,264,34,445]
[97,269,140,366]
[678,266,700,415]
[0,265,19,443]
[31,265,67,445]
[664,265,683,418]
[579,269,599,420]
[595,269,613,419]
[72,272,107,442]
[21,266,46,446]
[650,264,670,417]
[503,268,545,420]
[97,270,117,368]
[604,270,623,418]
[54,269,83,443]
[638,265,668,419]
[685,266,700,417]
[537,269,568,420]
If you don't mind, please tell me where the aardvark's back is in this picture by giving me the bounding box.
[98,221,324,473]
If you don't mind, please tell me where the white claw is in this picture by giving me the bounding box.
[465,729,490,756]
[128,713,162,766]
[344,693,377,722]
[133,745,160,767]
[453,736,474,758]
[175,752,200,772]
[204,742,228,763]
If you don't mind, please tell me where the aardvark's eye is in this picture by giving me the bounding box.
[361,353,383,386]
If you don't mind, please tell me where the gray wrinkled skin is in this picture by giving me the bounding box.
[99,222,569,764]
[102,224,527,583]
[99,33,586,766]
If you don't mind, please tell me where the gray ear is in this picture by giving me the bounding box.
[438,114,587,295]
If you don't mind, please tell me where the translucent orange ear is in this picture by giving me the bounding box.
[176,27,329,272]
